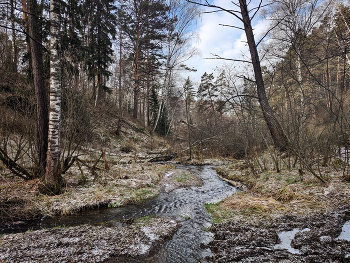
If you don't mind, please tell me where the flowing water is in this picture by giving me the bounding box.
[2,165,236,262]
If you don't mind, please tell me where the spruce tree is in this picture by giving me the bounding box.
[83,0,117,104]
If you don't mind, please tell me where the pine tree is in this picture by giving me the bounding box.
[118,0,168,119]
[27,0,49,176]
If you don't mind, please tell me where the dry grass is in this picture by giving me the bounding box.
[209,157,350,224]
[0,162,175,223]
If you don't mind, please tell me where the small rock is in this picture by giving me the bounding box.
[319,235,332,244]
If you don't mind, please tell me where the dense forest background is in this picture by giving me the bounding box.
[0,0,350,190]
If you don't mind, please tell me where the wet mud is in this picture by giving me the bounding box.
[0,217,179,263]
[0,165,235,262]
[205,206,350,262]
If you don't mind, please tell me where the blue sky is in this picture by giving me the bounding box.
[184,0,270,83]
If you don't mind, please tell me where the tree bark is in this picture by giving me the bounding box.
[45,0,63,193]
[119,31,123,111]
[239,0,289,151]
[133,26,140,118]
[27,0,49,176]
[10,0,17,72]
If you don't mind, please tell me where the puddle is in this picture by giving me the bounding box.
[274,228,310,254]
[337,220,350,241]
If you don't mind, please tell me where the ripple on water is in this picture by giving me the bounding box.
[1,165,236,263]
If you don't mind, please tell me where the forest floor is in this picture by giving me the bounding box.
[2,106,350,262]
[0,154,209,262]
[204,157,350,262]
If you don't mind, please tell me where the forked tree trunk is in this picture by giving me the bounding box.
[239,0,289,151]
[45,0,63,193]
[27,0,49,176]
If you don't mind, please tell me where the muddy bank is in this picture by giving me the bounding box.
[0,217,179,263]
[204,205,350,262]
[0,165,231,263]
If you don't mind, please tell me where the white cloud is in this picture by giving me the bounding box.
[183,0,270,83]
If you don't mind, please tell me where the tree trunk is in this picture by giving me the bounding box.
[45,0,63,193]
[296,51,305,125]
[27,0,49,176]
[152,100,163,133]
[133,27,140,119]
[119,31,123,111]
[10,0,17,72]
[186,98,192,160]
[239,0,289,151]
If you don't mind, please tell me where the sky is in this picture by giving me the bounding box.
[184,0,270,84]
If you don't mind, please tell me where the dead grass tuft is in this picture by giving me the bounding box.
[210,157,350,224]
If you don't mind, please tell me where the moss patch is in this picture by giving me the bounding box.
[174,173,191,183]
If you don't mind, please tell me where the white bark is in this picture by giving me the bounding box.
[46,0,62,188]
[295,49,305,124]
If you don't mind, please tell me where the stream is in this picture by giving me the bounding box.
[1,165,236,262]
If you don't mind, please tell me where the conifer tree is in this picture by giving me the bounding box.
[118,0,168,119]
[83,0,117,104]
[198,72,219,124]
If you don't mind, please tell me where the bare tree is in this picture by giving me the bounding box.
[153,0,199,133]
[189,0,289,151]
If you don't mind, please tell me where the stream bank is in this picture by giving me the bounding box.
[203,159,350,262]
[0,217,179,263]
[0,164,235,262]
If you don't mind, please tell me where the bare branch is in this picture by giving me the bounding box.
[0,24,49,53]
[256,16,287,47]
[219,23,245,30]
[186,0,244,23]
[204,54,252,63]
[250,0,262,20]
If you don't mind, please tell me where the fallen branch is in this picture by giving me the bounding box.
[0,147,32,180]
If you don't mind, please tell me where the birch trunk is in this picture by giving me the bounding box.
[45,0,63,192]
[296,51,305,126]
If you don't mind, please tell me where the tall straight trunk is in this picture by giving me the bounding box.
[146,38,150,127]
[239,0,288,151]
[27,0,49,176]
[133,28,140,118]
[186,98,192,160]
[143,86,146,127]
[152,100,163,133]
[146,76,150,126]
[22,0,30,52]
[296,51,305,124]
[119,31,123,111]
[46,0,63,192]
[10,0,17,72]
